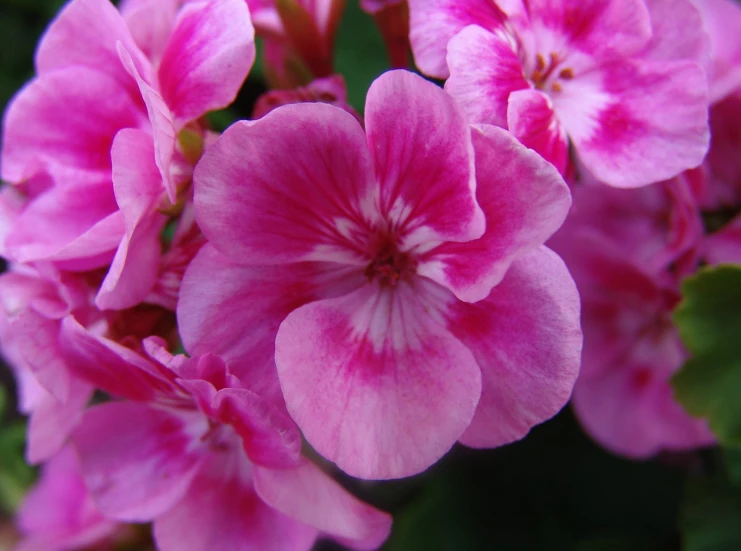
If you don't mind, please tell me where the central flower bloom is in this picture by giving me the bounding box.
[180,70,581,480]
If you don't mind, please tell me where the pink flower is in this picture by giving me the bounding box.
[179,70,581,479]
[557,238,715,457]
[59,320,392,551]
[15,446,126,551]
[549,177,714,457]
[1,0,254,310]
[407,0,710,187]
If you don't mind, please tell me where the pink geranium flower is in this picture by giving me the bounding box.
[549,176,714,457]
[1,0,254,310]
[407,0,710,187]
[15,446,127,551]
[178,70,582,479]
[556,238,714,457]
[59,319,392,551]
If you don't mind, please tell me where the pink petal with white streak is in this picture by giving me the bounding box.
[445,25,529,128]
[35,0,151,95]
[275,283,482,479]
[562,59,709,188]
[365,70,484,245]
[154,451,317,551]
[418,124,571,303]
[194,105,375,265]
[507,89,570,176]
[178,245,363,405]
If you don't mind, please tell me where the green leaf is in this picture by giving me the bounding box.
[724,448,741,486]
[334,1,390,111]
[0,422,36,512]
[682,476,741,551]
[672,265,741,446]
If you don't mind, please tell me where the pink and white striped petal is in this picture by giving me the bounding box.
[177,245,363,405]
[418,125,571,303]
[194,105,375,265]
[365,70,485,246]
[275,283,482,479]
[445,25,529,129]
[507,89,570,176]
[562,59,709,188]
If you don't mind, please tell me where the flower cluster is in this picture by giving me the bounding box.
[0,0,736,549]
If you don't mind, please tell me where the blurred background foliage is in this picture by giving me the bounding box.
[0,0,740,549]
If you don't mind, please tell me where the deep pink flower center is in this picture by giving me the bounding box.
[365,232,415,287]
[530,52,574,94]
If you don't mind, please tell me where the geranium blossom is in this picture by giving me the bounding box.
[407,0,710,187]
[59,320,392,551]
[178,69,582,479]
[553,237,714,457]
[1,0,254,310]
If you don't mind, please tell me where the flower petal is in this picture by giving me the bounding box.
[212,387,303,469]
[194,105,375,264]
[60,316,175,401]
[445,25,530,128]
[572,357,715,458]
[27,377,92,465]
[446,247,582,449]
[639,0,710,65]
[35,0,151,95]
[72,402,206,522]
[254,461,392,550]
[96,128,166,310]
[120,0,180,62]
[178,245,362,405]
[407,0,509,78]
[525,0,652,58]
[275,283,482,479]
[563,59,709,188]
[365,70,485,245]
[417,125,571,303]
[507,89,570,175]
[5,181,121,268]
[154,452,317,551]
[118,45,178,202]
[1,68,144,184]
[158,0,256,125]
[694,0,741,102]
[17,446,121,551]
